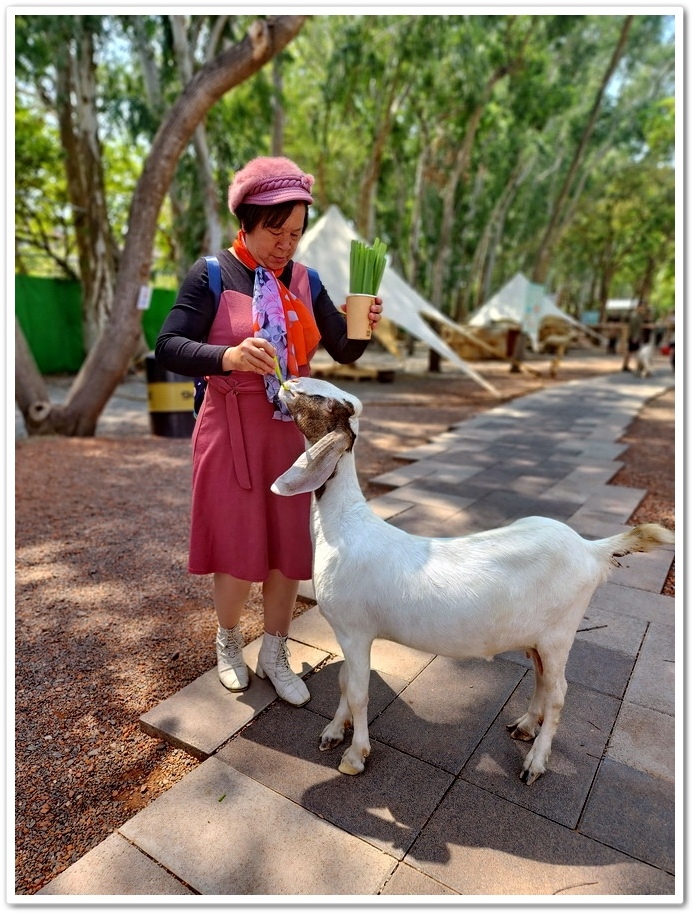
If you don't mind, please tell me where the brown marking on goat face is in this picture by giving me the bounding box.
[287,393,356,450]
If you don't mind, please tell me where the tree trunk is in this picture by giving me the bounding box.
[55,20,119,353]
[479,155,534,306]
[16,15,307,436]
[405,141,428,286]
[271,54,285,156]
[431,66,509,313]
[531,16,634,284]
[428,66,509,371]
[356,82,402,241]
[15,319,53,435]
[171,15,224,255]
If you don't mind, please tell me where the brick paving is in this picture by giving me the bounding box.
[35,368,679,900]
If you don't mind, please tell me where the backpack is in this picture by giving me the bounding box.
[193,256,322,417]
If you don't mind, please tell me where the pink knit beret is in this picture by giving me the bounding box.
[228,156,314,212]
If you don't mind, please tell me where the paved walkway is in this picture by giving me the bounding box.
[35,368,678,901]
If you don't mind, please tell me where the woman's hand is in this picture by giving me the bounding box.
[222,338,277,374]
[368,296,383,330]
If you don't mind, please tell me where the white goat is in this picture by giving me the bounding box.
[636,335,656,378]
[272,377,674,785]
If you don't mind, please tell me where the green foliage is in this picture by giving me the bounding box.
[14,12,677,317]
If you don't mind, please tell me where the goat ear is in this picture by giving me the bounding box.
[271,430,349,496]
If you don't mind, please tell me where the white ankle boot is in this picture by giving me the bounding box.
[216,624,249,691]
[256,631,310,707]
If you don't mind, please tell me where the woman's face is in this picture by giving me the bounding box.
[243,203,306,272]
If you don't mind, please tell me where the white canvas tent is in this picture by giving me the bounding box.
[466,272,606,351]
[296,205,500,396]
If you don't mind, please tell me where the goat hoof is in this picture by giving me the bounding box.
[519,766,543,786]
[319,730,345,752]
[508,725,535,741]
[338,747,368,775]
[319,735,343,752]
[506,717,537,740]
[338,758,364,776]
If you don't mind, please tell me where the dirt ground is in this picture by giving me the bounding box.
[14,349,676,894]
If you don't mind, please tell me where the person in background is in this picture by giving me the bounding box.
[156,157,382,706]
[622,303,646,372]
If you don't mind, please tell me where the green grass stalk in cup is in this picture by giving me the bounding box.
[349,238,388,296]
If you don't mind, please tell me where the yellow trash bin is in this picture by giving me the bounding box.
[145,354,196,438]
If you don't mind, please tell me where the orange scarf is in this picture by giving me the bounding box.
[232,231,321,375]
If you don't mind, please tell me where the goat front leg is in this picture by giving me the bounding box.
[338,648,371,775]
[319,660,352,751]
[321,640,372,775]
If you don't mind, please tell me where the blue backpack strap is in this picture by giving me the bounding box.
[204,255,222,315]
[194,256,222,419]
[306,266,322,304]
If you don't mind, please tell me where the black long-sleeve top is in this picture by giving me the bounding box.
[155,249,369,377]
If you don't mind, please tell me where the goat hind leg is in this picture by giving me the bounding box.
[520,657,568,785]
[507,648,544,740]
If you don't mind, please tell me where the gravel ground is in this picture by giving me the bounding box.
[14,349,676,894]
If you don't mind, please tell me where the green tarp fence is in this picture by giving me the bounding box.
[15,275,176,374]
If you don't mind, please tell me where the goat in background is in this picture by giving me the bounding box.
[636,333,656,378]
[272,378,674,785]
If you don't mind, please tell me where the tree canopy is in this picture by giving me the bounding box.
[14,12,677,435]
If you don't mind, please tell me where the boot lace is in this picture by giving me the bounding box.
[218,626,244,657]
[274,633,293,677]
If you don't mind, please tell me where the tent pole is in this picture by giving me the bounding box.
[439,322,543,378]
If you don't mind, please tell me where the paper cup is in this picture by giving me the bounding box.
[345,294,374,340]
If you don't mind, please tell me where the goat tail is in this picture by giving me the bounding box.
[599,522,675,564]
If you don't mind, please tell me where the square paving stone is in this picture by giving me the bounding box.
[35,832,194,895]
[120,756,395,895]
[462,674,620,828]
[579,757,675,873]
[138,637,328,759]
[508,475,559,497]
[365,494,417,521]
[216,704,454,859]
[624,621,675,716]
[500,635,637,700]
[289,608,435,682]
[588,583,675,626]
[429,448,495,468]
[287,604,343,655]
[606,701,675,781]
[369,460,440,488]
[384,483,474,512]
[385,502,469,536]
[575,606,647,656]
[368,655,525,774]
[533,494,595,522]
[580,483,646,521]
[569,516,632,539]
[404,778,675,896]
[306,658,408,723]
[424,464,485,485]
[456,466,523,488]
[605,546,676,594]
[380,863,458,895]
[564,637,636,698]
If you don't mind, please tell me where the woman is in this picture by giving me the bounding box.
[156,156,382,706]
